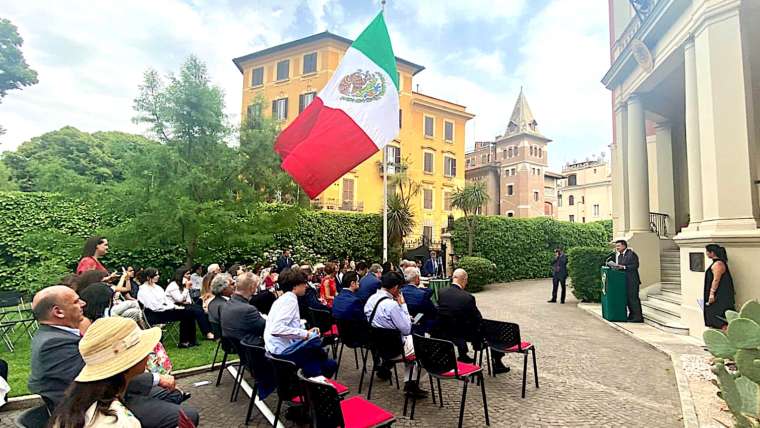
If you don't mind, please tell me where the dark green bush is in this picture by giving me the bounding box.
[0,192,382,294]
[451,216,611,283]
[567,246,611,302]
[455,256,497,293]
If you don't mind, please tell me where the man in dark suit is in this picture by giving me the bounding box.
[422,251,442,278]
[276,248,294,273]
[400,267,437,334]
[332,271,365,321]
[611,240,644,322]
[436,269,508,373]
[29,285,199,428]
[548,247,569,303]
[208,273,234,326]
[221,272,267,345]
[355,263,383,303]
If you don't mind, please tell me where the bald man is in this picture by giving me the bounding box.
[221,272,266,345]
[436,269,508,373]
[28,285,200,427]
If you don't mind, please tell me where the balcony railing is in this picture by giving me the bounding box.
[340,201,364,212]
[649,211,669,237]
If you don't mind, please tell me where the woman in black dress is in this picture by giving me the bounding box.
[704,244,735,330]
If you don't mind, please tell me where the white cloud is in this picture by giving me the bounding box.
[396,0,527,29]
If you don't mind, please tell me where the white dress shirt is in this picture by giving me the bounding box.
[190,273,203,290]
[264,292,306,355]
[165,281,191,305]
[138,283,176,312]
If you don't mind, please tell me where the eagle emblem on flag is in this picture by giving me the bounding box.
[338,69,386,103]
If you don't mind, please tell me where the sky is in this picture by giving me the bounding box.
[0,0,613,171]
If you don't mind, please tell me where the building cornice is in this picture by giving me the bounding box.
[411,98,475,120]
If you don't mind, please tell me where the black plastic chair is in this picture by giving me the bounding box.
[334,318,370,389]
[308,307,340,358]
[14,404,49,428]
[267,355,307,428]
[238,341,274,426]
[298,370,395,428]
[226,337,247,402]
[366,327,413,400]
[481,319,539,398]
[411,334,489,428]
[209,320,223,370]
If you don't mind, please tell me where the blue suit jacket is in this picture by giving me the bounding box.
[422,258,441,277]
[401,284,437,318]
[332,290,365,321]
[356,274,381,303]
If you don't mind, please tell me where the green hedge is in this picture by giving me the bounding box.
[567,246,611,302]
[455,256,496,293]
[0,192,381,295]
[450,216,611,283]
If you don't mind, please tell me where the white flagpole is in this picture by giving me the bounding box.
[383,146,388,263]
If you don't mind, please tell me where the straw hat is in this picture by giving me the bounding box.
[75,317,161,382]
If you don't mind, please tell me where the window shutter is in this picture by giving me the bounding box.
[299,94,305,113]
[283,98,288,119]
[271,100,277,118]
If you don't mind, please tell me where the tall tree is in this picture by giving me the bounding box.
[0,18,39,135]
[451,181,490,255]
[0,159,17,191]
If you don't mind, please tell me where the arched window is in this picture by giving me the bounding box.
[539,148,543,158]
[568,195,575,206]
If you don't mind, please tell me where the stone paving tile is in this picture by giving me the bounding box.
[0,279,683,427]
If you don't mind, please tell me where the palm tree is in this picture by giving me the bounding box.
[451,181,490,255]
[384,159,419,256]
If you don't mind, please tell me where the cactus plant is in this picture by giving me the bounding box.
[704,300,760,427]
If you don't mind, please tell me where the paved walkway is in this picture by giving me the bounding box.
[0,279,683,427]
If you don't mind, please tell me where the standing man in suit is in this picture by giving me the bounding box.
[436,269,508,373]
[422,251,441,278]
[276,248,294,273]
[28,285,199,428]
[221,272,267,345]
[548,247,568,303]
[611,240,644,322]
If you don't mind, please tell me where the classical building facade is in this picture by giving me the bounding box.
[233,32,474,244]
[605,0,760,337]
[464,89,555,217]
[556,157,613,223]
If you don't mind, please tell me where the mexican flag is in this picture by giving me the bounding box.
[274,12,399,199]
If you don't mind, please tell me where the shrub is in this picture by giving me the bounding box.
[455,256,497,293]
[451,216,611,283]
[567,246,611,302]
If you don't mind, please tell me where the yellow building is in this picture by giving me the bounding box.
[233,32,474,244]
[556,157,613,223]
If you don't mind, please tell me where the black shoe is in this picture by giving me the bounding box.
[181,392,192,402]
[376,367,392,381]
[560,301,565,304]
[404,382,429,398]
[493,364,511,374]
[458,354,475,364]
[547,300,556,303]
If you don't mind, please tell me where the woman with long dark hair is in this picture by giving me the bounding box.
[704,244,735,330]
[165,267,214,340]
[319,262,337,308]
[76,237,116,281]
[137,268,199,347]
[49,317,161,428]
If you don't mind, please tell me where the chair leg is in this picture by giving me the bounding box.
[231,362,244,402]
[273,398,283,428]
[393,364,399,388]
[358,348,368,394]
[437,378,444,407]
[521,352,528,398]
[458,380,469,428]
[429,374,436,405]
[480,373,490,426]
[245,384,257,425]
[216,351,228,386]
[367,360,377,400]
[408,363,423,419]
[532,347,539,388]
[211,341,221,371]
[354,347,359,369]
[487,347,493,377]
[336,343,344,379]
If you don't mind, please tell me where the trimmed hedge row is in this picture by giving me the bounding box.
[450,216,611,283]
[455,256,497,293]
[0,192,382,294]
[567,247,611,302]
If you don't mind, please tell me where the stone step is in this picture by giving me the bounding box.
[661,259,680,266]
[652,291,682,305]
[662,272,682,279]
[643,307,690,335]
[660,282,681,290]
[642,298,682,317]
[661,288,682,299]
[661,254,680,261]
[661,266,680,273]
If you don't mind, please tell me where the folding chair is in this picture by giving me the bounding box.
[1,308,37,352]
[411,334,489,428]
[481,319,539,398]
[366,327,415,401]
[141,307,179,345]
[238,341,272,425]
[298,370,395,428]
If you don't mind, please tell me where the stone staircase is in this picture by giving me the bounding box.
[641,242,689,335]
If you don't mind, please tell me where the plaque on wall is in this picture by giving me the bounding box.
[689,252,705,272]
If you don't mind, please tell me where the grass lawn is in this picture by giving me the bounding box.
[3,328,219,398]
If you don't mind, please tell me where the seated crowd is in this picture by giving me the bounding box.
[28,236,506,427]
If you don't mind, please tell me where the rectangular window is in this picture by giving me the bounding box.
[444,157,457,177]
[444,121,454,142]
[423,225,433,242]
[423,152,434,174]
[558,195,563,207]
[444,191,452,211]
[342,178,354,204]
[251,67,264,86]
[533,191,539,201]
[399,109,403,129]
[276,59,290,81]
[424,116,434,138]
[302,52,317,74]
[569,215,575,223]
[507,184,514,196]
[386,145,401,166]
[423,189,433,210]
[246,103,262,127]
[299,92,316,113]
[272,98,288,121]
[593,204,600,217]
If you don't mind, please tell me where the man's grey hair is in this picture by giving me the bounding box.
[369,263,383,274]
[403,266,420,283]
[452,268,468,281]
[211,273,232,296]
[400,259,415,269]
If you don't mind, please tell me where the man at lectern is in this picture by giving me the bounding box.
[608,240,644,322]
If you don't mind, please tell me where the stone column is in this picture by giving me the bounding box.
[626,95,650,232]
[683,36,703,230]
[612,102,629,237]
[694,11,758,231]
[654,122,676,236]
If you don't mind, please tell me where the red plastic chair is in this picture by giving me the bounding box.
[481,319,539,398]
[410,334,490,428]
